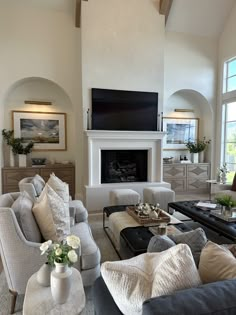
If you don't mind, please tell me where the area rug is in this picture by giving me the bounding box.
[0,212,118,315]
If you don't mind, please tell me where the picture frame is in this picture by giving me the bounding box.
[163,117,199,150]
[12,111,67,151]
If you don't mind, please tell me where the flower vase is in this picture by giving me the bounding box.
[191,153,199,163]
[199,151,204,163]
[18,154,27,167]
[221,173,227,184]
[37,262,51,287]
[51,263,72,304]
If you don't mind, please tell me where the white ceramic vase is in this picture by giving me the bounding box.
[191,153,199,163]
[18,154,27,167]
[51,263,72,304]
[199,151,204,163]
[37,262,51,287]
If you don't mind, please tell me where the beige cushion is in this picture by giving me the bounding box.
[31,174,45,196]
[101,244,201,315]
[11,191,42,242]
[47,173,69,203]
[32,184,70,242]
[199,241,236,283]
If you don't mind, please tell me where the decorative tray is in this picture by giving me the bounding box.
[126,205,170,225]
[210,210,236,223]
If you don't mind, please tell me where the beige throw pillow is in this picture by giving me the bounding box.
[101,244,201,315]
[199,241,236,283]
[47,173,69,203]
[32,184,70,242]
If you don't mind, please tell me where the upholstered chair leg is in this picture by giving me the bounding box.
[9,289,18,314]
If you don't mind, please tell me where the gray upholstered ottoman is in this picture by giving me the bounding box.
[109,189,140,206]
[143,187,175,211]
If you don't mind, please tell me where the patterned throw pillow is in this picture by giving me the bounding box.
[168,228,207,266]
[47,173,69,203]
[101,244,202,315]
[147,235,176,252]
[32,184,70,242]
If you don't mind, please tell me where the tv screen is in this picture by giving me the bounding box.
[91,88,158,131]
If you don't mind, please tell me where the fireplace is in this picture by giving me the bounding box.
[101,150,148,183]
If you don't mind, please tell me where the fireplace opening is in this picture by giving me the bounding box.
[101,150,148,183]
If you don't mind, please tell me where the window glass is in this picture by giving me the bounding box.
[226,102,236,121]
[227,76,236,92]
[228,59,236,77]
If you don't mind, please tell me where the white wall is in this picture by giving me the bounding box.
[0,0,84,197]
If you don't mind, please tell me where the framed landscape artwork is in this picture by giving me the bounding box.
[163,117,199,150]
[12,111,67,151]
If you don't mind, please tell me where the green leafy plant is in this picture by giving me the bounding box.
[185,137,211,153]
[2,128,34,155]
[40,235,81,267]
[215,195,236,208]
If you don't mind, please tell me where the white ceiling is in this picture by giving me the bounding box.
[166,0,236,38]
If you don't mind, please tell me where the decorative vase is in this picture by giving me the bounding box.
[51,263,72,304]
[222,206,232,217]
[199,151,204,163]
[191,153,199,163]
[221,172,227,184]
[37,262,51,287]
[18,154,27,167]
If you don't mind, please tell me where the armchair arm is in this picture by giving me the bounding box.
[0,208,46,293]
[69,200,88,223]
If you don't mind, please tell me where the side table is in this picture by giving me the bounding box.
[23,267,86,315]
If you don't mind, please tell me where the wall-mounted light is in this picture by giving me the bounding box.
[24,100,52,105]
[174,109,194,113]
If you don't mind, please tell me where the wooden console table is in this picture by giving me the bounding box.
[1,164,75,198]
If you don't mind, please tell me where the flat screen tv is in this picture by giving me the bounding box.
[91,88,158,131]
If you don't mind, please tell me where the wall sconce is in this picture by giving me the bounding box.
[174,109,194,113]
[24,100,52,105]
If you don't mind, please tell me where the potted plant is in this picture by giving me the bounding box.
[215,194,236,216]
[185,137,211,163]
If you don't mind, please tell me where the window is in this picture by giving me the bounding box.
[224,58,236,93]
[221,101,236,181]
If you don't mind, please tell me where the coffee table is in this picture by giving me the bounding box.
[103,205,191,259]
[168,200,236,241]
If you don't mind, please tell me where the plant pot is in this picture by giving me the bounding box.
[50,263,72,304]
[37,262,51,287]
[18,154,27,167]
[191,153,199,163]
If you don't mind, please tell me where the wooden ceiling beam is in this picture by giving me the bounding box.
[159,0,173,25]
[75,0,88,28]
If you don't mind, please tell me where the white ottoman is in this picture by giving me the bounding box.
[109,189,141,206]
[143,187,175,211]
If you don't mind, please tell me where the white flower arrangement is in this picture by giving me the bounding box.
[40,235,81,267]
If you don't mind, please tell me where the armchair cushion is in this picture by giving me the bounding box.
[12,191,42,243]
[47,173,69,203]
[32,184,70,242]
[69,200,88,222]
[31,174,45,196]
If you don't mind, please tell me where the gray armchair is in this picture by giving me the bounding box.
[0,192,101,314]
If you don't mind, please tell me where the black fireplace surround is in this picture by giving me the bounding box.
[101,150,147,183]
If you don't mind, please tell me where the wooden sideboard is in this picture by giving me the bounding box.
[1,164,75,198]
[163,163,211,193]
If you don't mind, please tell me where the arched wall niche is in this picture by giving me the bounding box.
[2,76,76,164]
[163,89,213,163]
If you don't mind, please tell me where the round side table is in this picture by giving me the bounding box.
[23,267,86,315]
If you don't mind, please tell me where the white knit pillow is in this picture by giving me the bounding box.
[101,244,201,315]
[47,173,69,203]
[32,184,70,242]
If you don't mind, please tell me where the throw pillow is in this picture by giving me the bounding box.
[231,172,236,191]
[11,191,42,242]
[31,174,45,196]
[168,227,207,266]
[32,184,70,242]
[47,173,69,203]
[101,244,202,315]
[147,235,175,253]
[199,241,236,283]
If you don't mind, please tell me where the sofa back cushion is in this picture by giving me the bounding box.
[11,191,42,243]
[32,184,70,242]
[31,174,45,196]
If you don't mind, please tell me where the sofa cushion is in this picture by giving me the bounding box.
[199,241,236,283]
[11,191,42,243]
[32,184,70,242]
[147,235,175,252]
[101,244,201,315]
[47,173,69,203]
[31,174,45,196]
[143,279,236,315]
[70,222,101,270]
[168,227,207,265]
[231,172,236,191]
